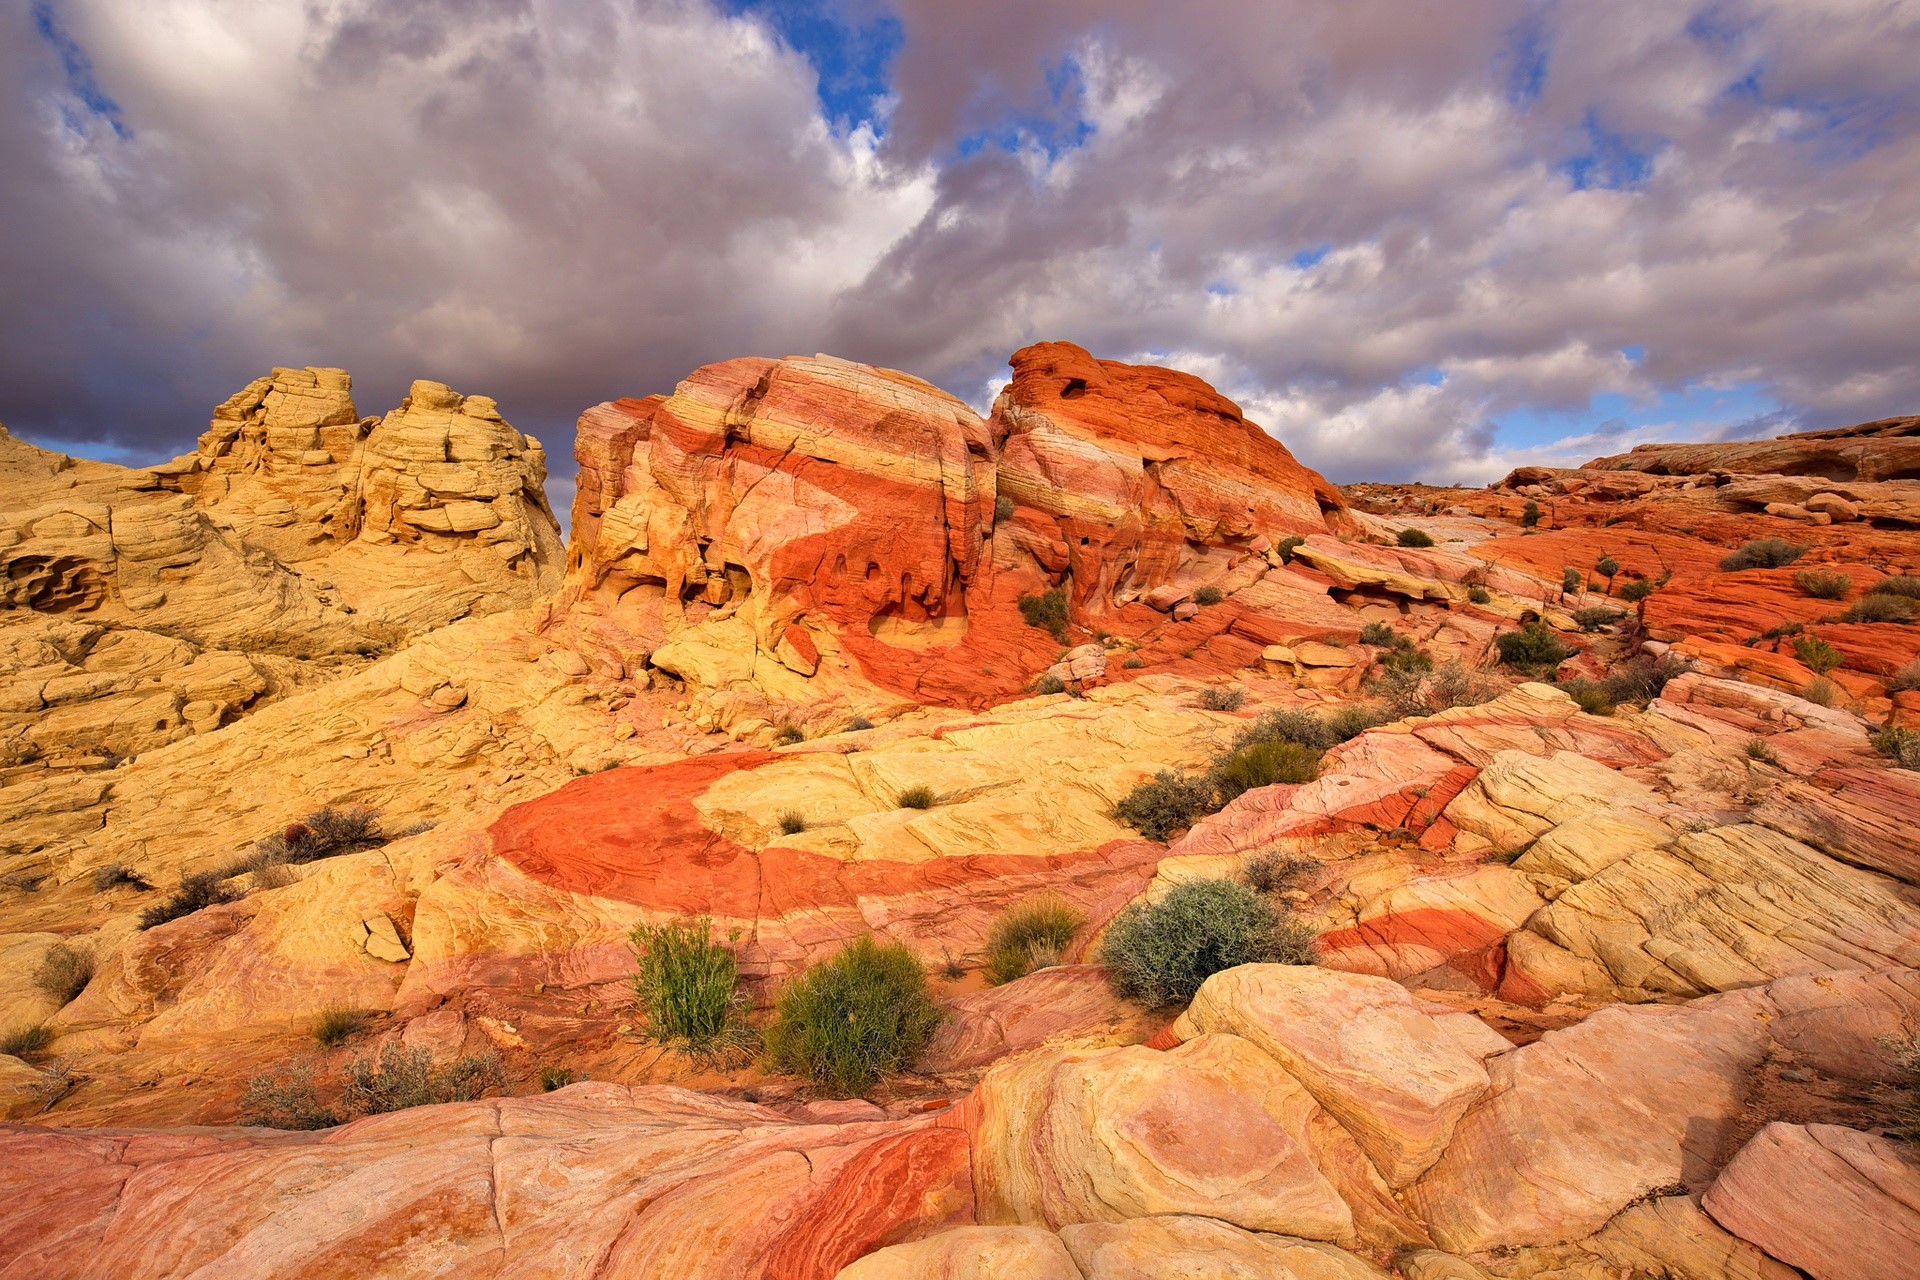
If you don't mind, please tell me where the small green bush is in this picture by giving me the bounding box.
[1561,567,1582,594]
[1721,537,1806,571]
[1427,661,1502,711]
[1595,555,1621,586]
[763,936,942,1095]
[239,1061,339,1129]
[1379,643,1433,675]
[1101,879,1317,1007]
[1018,588,1070,641]
[1396,527,1435,548]
[1114,770,1215,842]
[1209,740,1323,804]
[631,917,746,1053]
[0,1023,54,1056]
[1031,671,1067,695]
[1573,607,1623,632]
[1793,634,1844,674]
[1803,676,1839,707]
[1600,653,1689,707]
[1873,726,1920,770]
[1844,594,1917,624]
[773,724,805,746]
[1496,623,1573,674]
[1794,569,1852,600]
[138,871,241,930]
[1358,621,1397,647]
[1869,575,1920,601]
[1745,739,1778,764]
[994,493,1016,522]
[1194,585,1225,606]
[1467,585,1491,604]
[778,810,808,835]
[897,784,937,809]
[1197,686,1246,712]
[1275,535,1307,563]
[1617,577,1655,603]
[1242,852,1316,895]
[311,1005,369,1047]
[982,896,1085,986]
[33,942,93,1007]
[1122,655,1145,669]
[92,863,149,893]
[1520,501,1540,528]
[1557,678,1615,716]
[1888,660,1920,694]
[539,1065,579,1092]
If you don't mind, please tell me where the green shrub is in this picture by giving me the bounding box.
[778,810,807,835]
[1122,655,1145,669]
[1275,536,1307,563]
[33,942,93,1006]
[1101,879,1317,1007]
[773,724,805,746]
[1844,594,1917,624]
[1869,575,1920,600]
[631,917,746,1053]
[1194,586,1225,606]
[1114,770,1215,842]
[763,936,942,1094]
[1595,556,1621,588]
[0,1023,54,1056]
[1242,852,1316,895]
[1745,739,1778,764]
[92,863,150,893]
[1889,660,1920,694]
[1379,643,1434,675]
[1794,569,1851,600]
[994,493,1015,522]
[1208,740,1323,804]
[1467,585,1491,604]
[1031,671,1067,695]
[1573,607,1623,632]
[1358,621,1397,647]
[1872,726,1920,770]
[539,1064,579,1092]
[1600,653,1690,707]
[311,1005,369,1047]
[1495,623,1573,674]
[1561,567,1582,594]
[1802,676,1839,707]
[1794,634,1844,673]
[1396,528,1435,548]
[982,896,1085,986]
[1520,501,1540,528]
[1018,588,1070,640]
[897,784,937,809]
[340,1043,506,1114]
[1197,686,1246,712]
[1557,678,1614,716]
[138,871,241,930]
[1721,537,1806,571]
[1427,661,1502,711]
[1617,577,1655,603]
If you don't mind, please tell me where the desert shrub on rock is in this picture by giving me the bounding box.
[0,1023,54,1056]
[1467,585,1491,604]
[1396,527,1435,548]
[777,810,807,835]
[1275,535,1306,563]
[1617,577,1655,603]
[1196,686,1245,712]
[1208,740,1322,804]
[1873,727,1920,771]
[1556,678,1615,716]
[1242,852,1315,894]
[631,917,748,1059]
[1194,585,1224,606]
[1101,879,1317,1007]
[993,493,1015,522]
[1599,653,1689,706]
[1844,594,1916,624]
[1018,588,1070,640]
[1030,672,1067,695]
[138,871,241,930]
[1561,566,1582,594]
[1870,575,1920,601]
[896,783,937,809]
[311,1005,370,1047]
[1794,569,1851,600]
[1793,633,1844,673]
[33,943,94,1007]
[1721,537,1806,571]
[1802,676,1840,707]
[239,1060,339,1130]
[341,1043,506,1115]
[1889,660,1920,694]
[1520,500,1540,527]
[1496,622,1573,675]
[1573,606,1624,632]
[982,896,1084,986]
[1113,770,1216,842]
[539,1065,579,1092]
[1358,621,1396,647]
[91,863,149,893]
[845,714,874,732]
[763,936,941,1095]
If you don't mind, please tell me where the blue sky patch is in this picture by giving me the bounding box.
[1493,378,1786,450]
[721,0,902,131]
[33,0,130,139]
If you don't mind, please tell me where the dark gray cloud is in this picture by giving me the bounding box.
[3,0,1918,492]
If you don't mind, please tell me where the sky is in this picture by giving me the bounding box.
[4,0,1920,508]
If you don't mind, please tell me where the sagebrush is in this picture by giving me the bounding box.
[982,896,1084,986]
[763,936,942,1095]
[1101,878,1316,1007]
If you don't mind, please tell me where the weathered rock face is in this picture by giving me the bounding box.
[554,344,1357,731]
[1587,414,1920,485]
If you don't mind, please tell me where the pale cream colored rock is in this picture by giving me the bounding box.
[1058,1215,1391,1280]
[362,914,411,963]
[838,1227,1083,1279]
[1169,965,1491,1186]
[1587,1195,1802,1280]
[1442,749,1660,853]
[1293,641,1355,668]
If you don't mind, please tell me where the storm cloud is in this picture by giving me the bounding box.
[4,0,1919,488]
